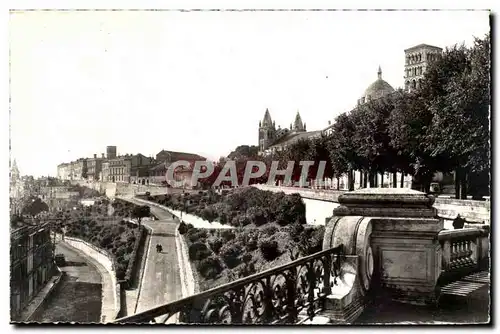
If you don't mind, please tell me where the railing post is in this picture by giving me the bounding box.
[323,254,332,296]
[262,277,274,323]
[306,263,315,320]
[286,269,298,323]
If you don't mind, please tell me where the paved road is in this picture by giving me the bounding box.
[123,197,182,323]
[30,243,102,323]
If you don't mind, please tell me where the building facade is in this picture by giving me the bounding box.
[258,110,322,155]
[86,153,105,181]
[57,163,70,181]
[404,44,443,92]
[107,156,132,183]
[10,222,55,320]
[10,159,24,215]
[106,146,117,159]
[149,150,206,186]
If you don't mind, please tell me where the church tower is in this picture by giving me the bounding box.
[10,159,20,182]
[258,108,276,152]
[404,44,442,92]
[292,111,306,132]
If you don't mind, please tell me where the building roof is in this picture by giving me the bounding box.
[268,130,322,149]
[156,150,206,162]
[293,111,305,131]
[261,108,273,127]
[404,43,442,52]
[362,66,395,101]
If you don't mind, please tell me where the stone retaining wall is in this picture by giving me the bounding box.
[252,184,491,224]
[175,228,199,297]
[62,236,121,322]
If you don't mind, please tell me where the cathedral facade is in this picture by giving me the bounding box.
[258,109,321,154]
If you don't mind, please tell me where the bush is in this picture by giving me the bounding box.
[289,222,305,241]
[246,238,258,252]
[187,228,208,243]
[221,229,236,242]
[239,262,257,278]
[220,244,243,269]
[188,242,212,261]
[259,238,280,261]
[209,237,224,254]
[262,225,278,237]
[297,226,325,256]
[197,256,223,279]
[242,253,252,263]
[178,222,188,235]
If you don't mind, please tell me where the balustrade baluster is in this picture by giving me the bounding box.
[442,240,451,270]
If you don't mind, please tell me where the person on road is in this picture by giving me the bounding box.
[156,244,163,253]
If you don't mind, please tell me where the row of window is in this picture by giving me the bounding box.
[405,66,424,77]
[405,52,440,65]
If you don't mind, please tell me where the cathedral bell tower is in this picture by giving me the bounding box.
[258,108,276,152]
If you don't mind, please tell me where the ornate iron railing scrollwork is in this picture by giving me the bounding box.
[115,244,345,324]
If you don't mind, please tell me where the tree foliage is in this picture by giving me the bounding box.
[22,197,49,217]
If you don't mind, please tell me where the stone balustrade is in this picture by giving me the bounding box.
[438,227,490,274]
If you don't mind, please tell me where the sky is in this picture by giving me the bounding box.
[9,10,490,177]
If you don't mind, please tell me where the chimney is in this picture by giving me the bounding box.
[94,154,97,158]
[102,153,105,158]
[328,120,331,125]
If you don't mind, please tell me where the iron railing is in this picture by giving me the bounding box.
[115,244,344,324]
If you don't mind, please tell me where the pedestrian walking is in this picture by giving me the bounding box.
[158,244,163,253]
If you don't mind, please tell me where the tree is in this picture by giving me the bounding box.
[327,112,363,190]
[22,197,49,217]
[131,205,150,226]
[421,36,490,197]
[227,145,259,160]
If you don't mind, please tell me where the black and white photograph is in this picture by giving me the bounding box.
[7,6,491,326]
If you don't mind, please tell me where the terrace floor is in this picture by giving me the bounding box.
[354,286,490,324]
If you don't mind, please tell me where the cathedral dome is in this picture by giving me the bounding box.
[361,66,395,103]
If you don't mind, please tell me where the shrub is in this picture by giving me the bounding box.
[242,253,252,263]
[259,238,280,261]
[188,242,212,261]
[220,244,243,269]
[289,222,305,242]
[209,237,224,254]
[238,261,256,278]
[297,226,325,256]
[246,238,258,252]
[178,222,188,235]
[262,225,278,237]
[221,229,236,242]
[187,228,208,243]
[197,256,223,279]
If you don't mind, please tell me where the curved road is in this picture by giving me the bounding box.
[30,242,102,323]
[123,197,183,323]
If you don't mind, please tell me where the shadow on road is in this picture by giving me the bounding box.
[61,261,88,268]
[29,274,102,323]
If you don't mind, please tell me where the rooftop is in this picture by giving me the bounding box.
[404,43,443,52]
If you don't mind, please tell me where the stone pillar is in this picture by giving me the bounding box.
[322,188,443,323]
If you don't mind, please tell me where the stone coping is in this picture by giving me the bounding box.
[17,267,64,323]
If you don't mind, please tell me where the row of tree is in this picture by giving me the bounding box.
[198,34,490,198]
